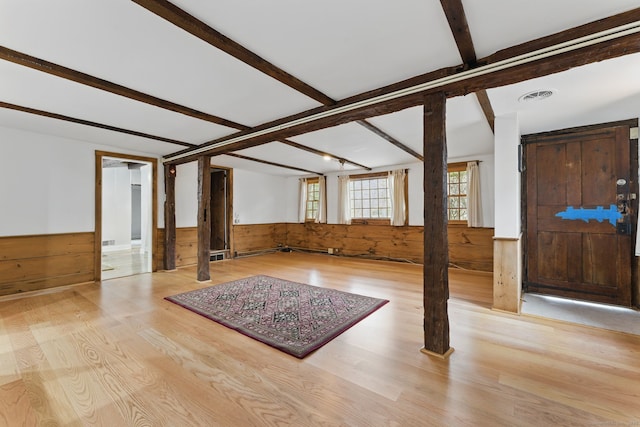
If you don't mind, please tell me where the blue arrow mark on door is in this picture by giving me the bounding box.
[555,205,621,226]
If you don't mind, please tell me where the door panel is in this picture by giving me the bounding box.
[210,170,227,251]
[524,123,633,306]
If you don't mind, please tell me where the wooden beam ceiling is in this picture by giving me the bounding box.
[474,90,495,133]
[165,9,640,163]
[132,0,422,161]
[0,47,370,170]
[439,0,477,65]
[278,139,371,171]
[0,46,247,130]
[439,0,495,133]
[0,101,197,148]
[355,120,423,162]
[132,0,335,106]
[225,153,325,176]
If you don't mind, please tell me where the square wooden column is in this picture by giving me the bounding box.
[421,92,453,359]
[197,156,211,282]
[163,163,177,271]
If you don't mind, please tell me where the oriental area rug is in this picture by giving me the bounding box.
[165,275,389,358]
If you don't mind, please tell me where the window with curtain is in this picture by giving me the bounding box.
[446,162,468,223]
[299,176,326,223]
[305,178,320,221]
[447,161,482,227]
[345,170,407,225]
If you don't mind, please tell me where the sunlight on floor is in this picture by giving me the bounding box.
[101,241,150,280]
[521,293,640,335]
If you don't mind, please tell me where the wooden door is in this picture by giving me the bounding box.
[524,121,636,306]
[210,170,227,251]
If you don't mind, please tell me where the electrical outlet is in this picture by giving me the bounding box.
[328,248,334,254]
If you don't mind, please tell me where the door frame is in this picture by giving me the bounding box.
[94,150,158,281]
[210,164,234,257]
[521,118,639,306]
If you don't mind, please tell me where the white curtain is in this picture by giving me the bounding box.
[389,169,406,226]
[315,176,327,224]
[298,178,307,223]
[466,161,483,227]
[337,175,351,224]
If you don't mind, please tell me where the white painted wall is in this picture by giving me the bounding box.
[102,166,132,251]
[233,169,288,224]
[175,161,199,228]
[494,113,521,238]
[0,126,163,237]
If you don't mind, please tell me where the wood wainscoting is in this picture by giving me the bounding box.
[158,223,493,271]
[0,232,94,296]
[233,223,287,255]
[287,223,494,272]
[156,227,200,268]
[448,224,494,272]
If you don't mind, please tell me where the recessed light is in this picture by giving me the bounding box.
[518,89,556,103]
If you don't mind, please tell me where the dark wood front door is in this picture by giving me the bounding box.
[524,121,636,306]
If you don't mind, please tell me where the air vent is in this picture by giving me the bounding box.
[518,89,555,103]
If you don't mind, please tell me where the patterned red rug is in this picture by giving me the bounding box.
[165,275,389,358]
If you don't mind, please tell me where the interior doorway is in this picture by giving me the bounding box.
[210,167,233,260]
[523,120,638,306]
[95,151,158,281]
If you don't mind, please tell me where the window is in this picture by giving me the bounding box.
[305,178,320,221]
[447,162,467,222]
[349,173,391,224]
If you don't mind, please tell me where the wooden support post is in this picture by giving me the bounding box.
[197,156,212,281]
[163,163,177,270]
[421,92,453,359]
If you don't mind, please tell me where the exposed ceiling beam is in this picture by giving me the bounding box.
[224,153,324,176]
[0,45,246,130]
[0,46,372,168]
[132,0,422,161]
[474,90,495,133]
[439,0,477,65]
[439,0,495,133]
[132,0,335,106]
[277,139,372,170]
[164,11,640,164]
[0,101,197,148]
[355,120,423,161]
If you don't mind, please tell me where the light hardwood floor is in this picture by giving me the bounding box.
[1,252,639,426]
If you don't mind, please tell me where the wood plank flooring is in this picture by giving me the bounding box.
[1,252,639,426]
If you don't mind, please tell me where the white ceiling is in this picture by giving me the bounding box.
[1,0,639,176]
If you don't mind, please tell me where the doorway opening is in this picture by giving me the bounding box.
[210,166,233,261]
[95,151,158,281]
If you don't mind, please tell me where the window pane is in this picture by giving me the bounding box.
[460,171,467,182]
[362,189,370,199]
[449,197,459,208]
[354,200,362,209]
[460,182,468,195]
[460,197,467,209]
[449,184,458,195]
[450,210,459,220]
[460,209,468,220]
[362,180,369,189]
[362,208,370,217]
[362,199,369,208]
[370,180,378,189]
[449,172,459,184]
[354,208,362,217]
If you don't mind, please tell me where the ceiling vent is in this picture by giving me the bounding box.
[518,89,555,103]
